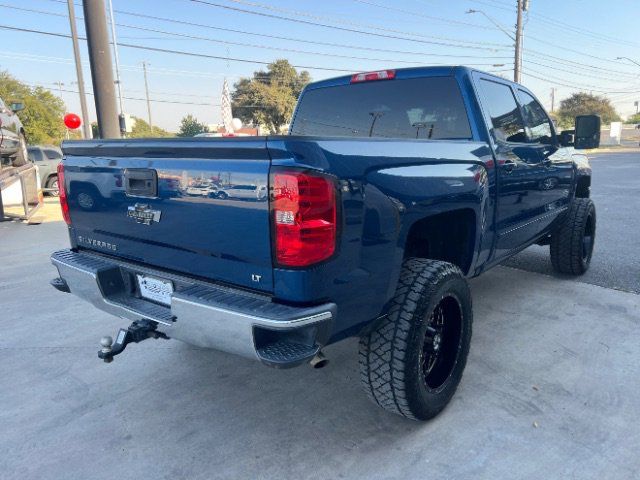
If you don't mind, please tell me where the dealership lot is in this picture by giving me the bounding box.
[1,152,639,480]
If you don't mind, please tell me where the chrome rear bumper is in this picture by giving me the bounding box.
[51,249,335,367]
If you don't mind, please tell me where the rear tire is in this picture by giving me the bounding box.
[550,198,596,275]
[46,175,59,196]
[359,259,473,421]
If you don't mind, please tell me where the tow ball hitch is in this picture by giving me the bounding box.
[98,319,168,363]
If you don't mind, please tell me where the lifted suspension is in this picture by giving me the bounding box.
[99,319,168,363]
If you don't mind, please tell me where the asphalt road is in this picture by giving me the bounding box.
[505,151,640,294]
[1,151,639,480]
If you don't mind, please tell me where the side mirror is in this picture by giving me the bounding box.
[559,130,575,147]
[10,102,25,113]
[574,115,601,149]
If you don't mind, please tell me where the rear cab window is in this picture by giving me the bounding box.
[290,76,472,140]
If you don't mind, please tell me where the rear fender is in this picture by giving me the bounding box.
[367,162,491,279]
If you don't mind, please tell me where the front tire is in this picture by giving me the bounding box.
[359,259,473,421]
[550,198,596,275]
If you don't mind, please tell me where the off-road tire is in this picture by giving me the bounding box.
[359,259,473,421]
[550,198,596,275]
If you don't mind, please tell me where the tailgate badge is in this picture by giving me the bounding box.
[127,203,162,225]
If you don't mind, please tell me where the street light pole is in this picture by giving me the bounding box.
[107,0,125,135]
[67,0,92,139]
[83,0,120,139]
[142,62,153,129]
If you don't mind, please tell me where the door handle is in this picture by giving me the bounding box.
[503,159,516,173]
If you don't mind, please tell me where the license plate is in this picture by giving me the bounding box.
[137,274,173,306]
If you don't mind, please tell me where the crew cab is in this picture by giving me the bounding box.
[50,67,599,420]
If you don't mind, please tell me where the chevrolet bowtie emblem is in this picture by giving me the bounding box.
[127,203,162,225]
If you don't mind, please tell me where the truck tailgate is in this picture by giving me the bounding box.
[61,138,273,293]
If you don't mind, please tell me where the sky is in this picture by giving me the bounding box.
[0,0,638,132]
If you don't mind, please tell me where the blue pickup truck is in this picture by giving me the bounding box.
[50,67,599,420]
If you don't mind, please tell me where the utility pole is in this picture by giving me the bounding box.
[67,0,92,139]
[54,81,70,140]
[107,0,125,136]
[514,0,525,83]
[83,0,119,138]
[550,88,556,112]
[142,62,153,129]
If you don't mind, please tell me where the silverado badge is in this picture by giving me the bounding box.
[127,203,162,225]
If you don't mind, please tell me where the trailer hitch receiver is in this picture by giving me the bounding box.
[98,319,167,363]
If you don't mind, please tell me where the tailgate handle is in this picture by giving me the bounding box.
[125,169,157,197]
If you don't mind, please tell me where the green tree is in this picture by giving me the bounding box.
[129,116,172,138]
[0,71,66,144]
[557,92,621,128]
[177,114,208,137]
[624,112,640,124]
[232,59,311,133]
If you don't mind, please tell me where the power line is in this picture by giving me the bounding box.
[525,59,640,84]
[216,0,508,46]
[114,21,510,67]
[0,24,351,72]
[29,83,272,107]
[471,0,640,49]
[348,0,496,30]
[6,1,514,62]
[522,68,640,94]
[188,0,511,50]
[525,51,639,79]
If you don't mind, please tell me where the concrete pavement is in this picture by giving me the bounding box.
[1,219,639,480]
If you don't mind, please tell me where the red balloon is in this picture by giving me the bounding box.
[64,113,82,130]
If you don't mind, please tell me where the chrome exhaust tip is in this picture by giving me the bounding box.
[309,351,329,369]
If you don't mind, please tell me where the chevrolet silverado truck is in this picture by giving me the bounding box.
[50,67,599,420]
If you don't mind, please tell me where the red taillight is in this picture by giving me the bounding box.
[350,69,396,83]
[271,170,337,267]
[57,163,71,225]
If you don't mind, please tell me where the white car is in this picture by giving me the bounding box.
[216,184,267,201]
[185,183,218,197]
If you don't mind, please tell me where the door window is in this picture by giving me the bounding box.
[44,149,63,160]
[519,90,554,144]
[478,79,527,143]
[28,149,44,162]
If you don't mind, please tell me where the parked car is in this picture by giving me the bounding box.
[0,97,28,168]
[185,182,218,197]
[50,66,599,421]
[28,145,63,195]
[216,184,267,200]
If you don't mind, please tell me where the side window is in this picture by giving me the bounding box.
[478,79,527,143]
[519,90,554,145]
[44,149,63,161]
[28,149,44,162]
